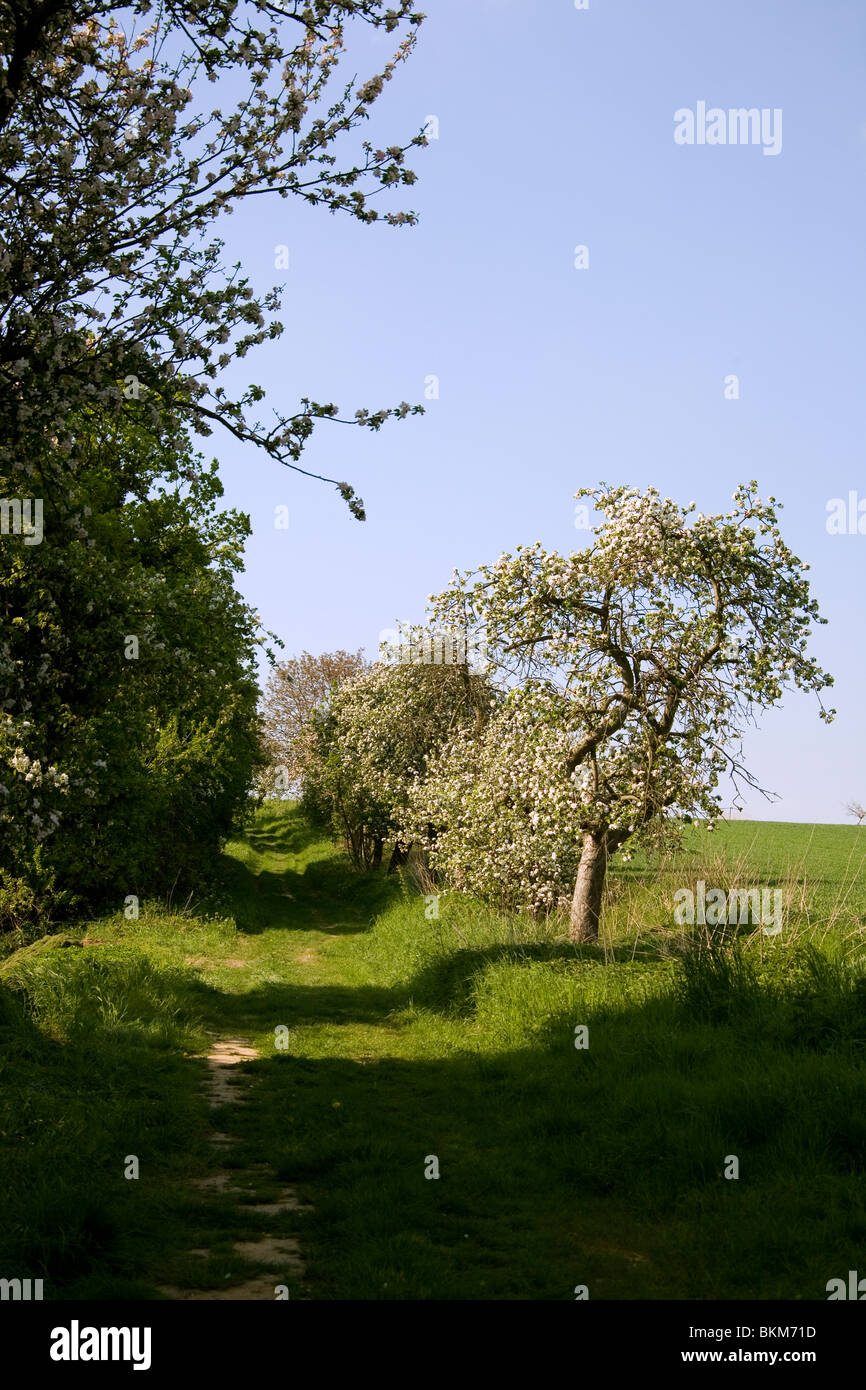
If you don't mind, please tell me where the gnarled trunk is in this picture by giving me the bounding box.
[569,830,609,942]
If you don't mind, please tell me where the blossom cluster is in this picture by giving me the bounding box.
[1,717,70,844]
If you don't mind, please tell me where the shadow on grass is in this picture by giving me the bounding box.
[215,1003,866,1301]
[220,841,400,939]
[403,942,608,1014]
[5,930,866,1301]
[0,967,212,1299]
[244,813,325,858]
[8,804,866,1300]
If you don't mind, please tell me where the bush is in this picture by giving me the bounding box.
[0,421,266,927]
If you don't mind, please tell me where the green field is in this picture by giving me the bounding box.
[1,805,865,1300]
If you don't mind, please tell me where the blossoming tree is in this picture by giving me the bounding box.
[0,0,427,519]
[304,640,493,870]
[0,0,427,922]
[0,411,266,926]
[422,483,835,941]
[399,683,586,912]
[259,648,366,797]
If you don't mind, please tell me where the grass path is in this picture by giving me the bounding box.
[154,1034,309,1300]
[3,803,866,1300]
[154,808,612,1301]
[153,806,866,1301]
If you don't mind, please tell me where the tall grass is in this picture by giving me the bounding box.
[356,837,866,1059]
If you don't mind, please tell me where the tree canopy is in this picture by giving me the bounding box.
[1,409,265,927]
[259,647,366,796]
[0,0,427,519]
[410,482,834,937]
[301,647,493,870]
[0,2,432,928]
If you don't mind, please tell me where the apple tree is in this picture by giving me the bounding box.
[419,483,834,940]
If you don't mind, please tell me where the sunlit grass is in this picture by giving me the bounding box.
[2,803,865,1299]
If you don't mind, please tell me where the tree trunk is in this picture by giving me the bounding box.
[569,830,609,942]
[371,836,383,870]
[387,840,412,874]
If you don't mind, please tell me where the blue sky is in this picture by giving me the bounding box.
[205,0,866,824]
